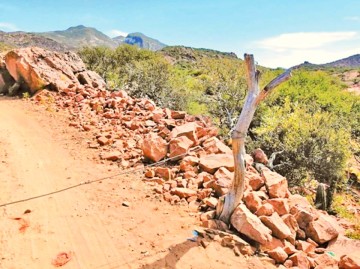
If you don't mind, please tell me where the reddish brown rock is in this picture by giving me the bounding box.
[171,110,186,119]
[339,254,360,269]
[179,156,199,172]
[169,122,200,145]
[154,167,172,180]
[255,203,274,216]
[252,148,268,165]
[203,197,218,208]
[289,251,310,269]
[230,203,272,245]
[291,206,316,230]
[267,198,290,216]
[202,137,232,154]
[101,151,121,161]
[314,253,338,269]
[5,47,105,94]
[267,247,288,264]
[296,240,316,253]
[169,136,193,159]
[283,240,297,255]
[97,136,110,146]
[305,215,339,244]
[246,170,265,191]
[282,214,299,241]
[243,191,263,213]
[260,236,285,251]
[171,188,197,199]
[197,188,212,200]
[142,133,168,162]
[262,168,288,198]
[260,212,292,240]
[199,154,234,174]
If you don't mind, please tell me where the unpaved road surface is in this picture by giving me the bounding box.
[0,97,267,269]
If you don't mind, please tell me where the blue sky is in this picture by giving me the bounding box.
[0,0,359,68]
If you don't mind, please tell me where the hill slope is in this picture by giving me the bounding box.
[114,32,167,51]
[0,31,68,52]
[39,25,118,49]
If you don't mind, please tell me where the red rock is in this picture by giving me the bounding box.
[262,168,288,198]
[197,188,212,200]
[202,137,232,154]
[339,254,360,269]
[305,215,339,244]
[296,240,316,253]
[169,136,193,160]
[152,109,164,123]
[289,252,310,269]
[171,110,186,119]
[200,210,216,222]
[255,203,275,216]
[142,133,168,162]
[97,136,110,145]
[244,191,263,213]
[230,203,272,245]
[282,214,299,241]
[179,156,199,172]
[283,260,293,268]
[283,240,297,255]
[260,236,285,251]
[314,253,338,269]
[252,148,268,164]
[267,247,288,264]
[101,151,121,161]
[5,47,105,94]
[260,212,292,240]
[171,188,197,199]
[288,194,311,209]
[199,154,234,174]
[246,170,265,191]
[204,197,218,208]
[267,198,289,216]
[155,167,172,180]
[291,206,316,230]
[169,122,200,145]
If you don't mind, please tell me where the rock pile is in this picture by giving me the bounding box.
[1,47,358,269]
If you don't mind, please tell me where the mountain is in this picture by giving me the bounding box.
[39,25,117,50]
[294,54,360,70]
[116,32,167,51]
[0,31,68,52]
[322,54,360,68]
[0,26,167,52]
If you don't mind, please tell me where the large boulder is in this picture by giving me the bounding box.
[305,215,339,244]
[4,47,105,94]
[230,203,272,245]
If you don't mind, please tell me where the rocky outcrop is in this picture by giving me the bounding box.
[2,47,105,95]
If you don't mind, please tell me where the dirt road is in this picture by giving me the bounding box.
[0,97,267,269]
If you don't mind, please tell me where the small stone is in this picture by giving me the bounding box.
[122,202,130,207]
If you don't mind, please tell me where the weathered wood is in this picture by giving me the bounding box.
[217,54,291,223]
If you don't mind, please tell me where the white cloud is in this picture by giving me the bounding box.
[345,16,360,22]
[107,29,128,38]
[0,22,19,32]
[257,32,357,50]
[252,31,360,68]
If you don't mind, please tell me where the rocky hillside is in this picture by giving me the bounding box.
[1,47,359,268]
[0,31,68,52]
[294,54,360,70]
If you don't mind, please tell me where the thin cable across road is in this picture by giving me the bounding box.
[0,146,203,208]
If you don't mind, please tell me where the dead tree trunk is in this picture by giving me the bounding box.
[217,54,291,223]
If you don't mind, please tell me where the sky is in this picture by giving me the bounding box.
[0,0,359,68]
